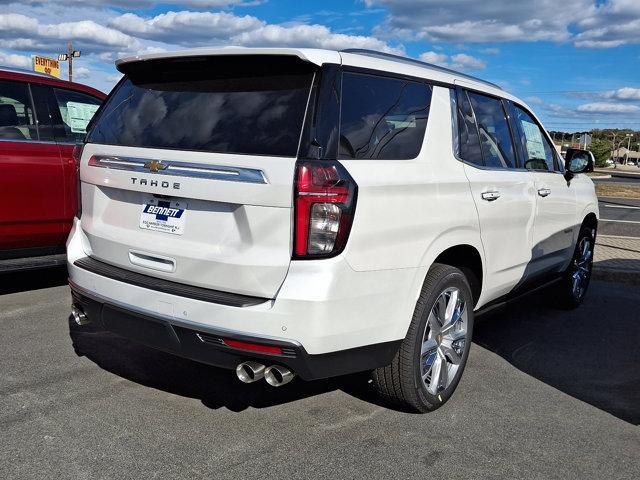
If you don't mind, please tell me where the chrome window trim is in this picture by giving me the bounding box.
[88,155,268,184]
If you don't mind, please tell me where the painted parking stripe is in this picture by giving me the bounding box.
[600,218,640,224]
[603,204,640,210]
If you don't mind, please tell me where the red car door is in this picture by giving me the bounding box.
[0,80,65,251]
[32,84,104,236]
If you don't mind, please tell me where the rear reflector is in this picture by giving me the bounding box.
[223,338,283,355]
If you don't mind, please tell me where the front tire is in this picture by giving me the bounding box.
[372,264,474,412]
[557,225,595,309]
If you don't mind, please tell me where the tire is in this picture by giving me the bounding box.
[557,225,595,309]
[372,263,474,413]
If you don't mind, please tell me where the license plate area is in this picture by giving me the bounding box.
[139,197,187,235]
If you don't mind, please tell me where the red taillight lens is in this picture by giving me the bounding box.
[72,144,84,219]
[294,161,357,258]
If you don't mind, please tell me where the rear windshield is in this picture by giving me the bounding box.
[87,55,315,157]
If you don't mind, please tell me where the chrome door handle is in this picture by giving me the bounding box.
[538,188,551,197]
[481,191,501,201]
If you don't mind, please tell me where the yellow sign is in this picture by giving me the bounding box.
[32,55,61,78]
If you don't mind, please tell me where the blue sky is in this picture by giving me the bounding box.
[1,0,639,132]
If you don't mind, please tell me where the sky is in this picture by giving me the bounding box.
[0,0,639,133]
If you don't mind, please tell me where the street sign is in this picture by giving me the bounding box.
[32,55,61,78]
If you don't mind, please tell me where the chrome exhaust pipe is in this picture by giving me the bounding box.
[235,362,266,383]
[264,365,295,387]
[71,305,90,326]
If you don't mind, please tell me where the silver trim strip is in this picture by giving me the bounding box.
[88,155,268,184]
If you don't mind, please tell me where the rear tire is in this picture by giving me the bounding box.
[557,225,595,309]
[372,264,474,413]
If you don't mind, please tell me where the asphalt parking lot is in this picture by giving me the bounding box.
[1,268,639,480]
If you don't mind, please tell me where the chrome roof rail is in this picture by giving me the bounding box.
[340,49,503,90]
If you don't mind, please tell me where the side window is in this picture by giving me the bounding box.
[339,72,431,160]
[0,80,37,141]
[51,88,102,143]
[456,89,483,166]
[466,92,517,169]
[512,106,556,172]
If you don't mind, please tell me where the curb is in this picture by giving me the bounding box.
[593,267,640,286]
[590,175,612,179]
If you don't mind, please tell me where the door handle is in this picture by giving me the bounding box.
[537,188,551,197]
[481,191,501,201]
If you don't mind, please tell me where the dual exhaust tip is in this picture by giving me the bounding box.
[236,361,295,387]
[71,304,90,326]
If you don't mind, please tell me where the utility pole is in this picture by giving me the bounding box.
[58,42,81,83]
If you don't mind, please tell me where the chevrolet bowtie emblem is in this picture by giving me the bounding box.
[143,160,168,173]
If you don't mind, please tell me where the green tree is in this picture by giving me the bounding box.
[589,137,612,167]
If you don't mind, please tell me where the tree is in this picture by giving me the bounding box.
[589,137,612,167]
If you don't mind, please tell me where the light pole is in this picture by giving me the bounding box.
[58,41,81,83]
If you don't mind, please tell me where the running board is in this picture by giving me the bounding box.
[475,276,562,318]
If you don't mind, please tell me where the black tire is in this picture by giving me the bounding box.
[557,225,595,309]
[372,263,474,413]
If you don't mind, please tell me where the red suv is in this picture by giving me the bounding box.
[0,67,105,272]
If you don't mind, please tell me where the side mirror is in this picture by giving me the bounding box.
[564,148,594,182]
[565,148,594,174]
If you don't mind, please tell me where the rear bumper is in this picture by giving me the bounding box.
[70,285,401,381]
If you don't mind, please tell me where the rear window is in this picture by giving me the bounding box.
[87,55,315,157]
[338,72,431,160]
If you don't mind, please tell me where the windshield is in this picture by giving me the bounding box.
[87,55,315,157]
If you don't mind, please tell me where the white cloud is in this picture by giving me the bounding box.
[0,51,31,68]
[109,11,263,45]
[576,102,640,113]
[526,96,544,105]
[0,13,141,54]
[450,53,486,70]
[480,47,500,54]
[368,0,589,43]
[231,23,404,54]
[73,65,90,79]
[366,0,640,48]
[419,51,486,70]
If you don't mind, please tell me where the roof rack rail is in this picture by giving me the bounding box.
[340,49,503,90]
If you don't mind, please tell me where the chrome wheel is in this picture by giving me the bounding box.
[571,235,593,299]
[420,287,468,395]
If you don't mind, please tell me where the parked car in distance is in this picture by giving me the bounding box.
[0,67,105,272]
[68,48,598,412]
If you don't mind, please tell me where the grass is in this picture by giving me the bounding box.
[596,184,640,199]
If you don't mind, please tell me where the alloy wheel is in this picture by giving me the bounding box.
[420,287,468,395]
[571,235,593,300]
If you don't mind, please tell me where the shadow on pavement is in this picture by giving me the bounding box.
[69,320,387,413]
[473,281,640,425]
[0,266,68,295]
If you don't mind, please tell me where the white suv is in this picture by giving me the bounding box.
[67,48,598,412]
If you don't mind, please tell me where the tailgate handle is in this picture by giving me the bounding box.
[129,251,176,273]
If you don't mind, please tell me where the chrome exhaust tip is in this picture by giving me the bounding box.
[264,365,295,387]
[235,362,266,383]
[71,305,90,326]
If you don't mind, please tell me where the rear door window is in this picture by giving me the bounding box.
[0,80,37,141]
[52,88,102,143]
[87,55,315,157]
[466,91,517,169]
[338,72,431,160]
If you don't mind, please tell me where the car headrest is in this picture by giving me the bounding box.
[0,104,19,127]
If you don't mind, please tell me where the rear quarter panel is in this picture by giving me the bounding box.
[338,86,485,332]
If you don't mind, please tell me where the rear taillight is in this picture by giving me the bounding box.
[294,161,357,258]
[73,144,83,219]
